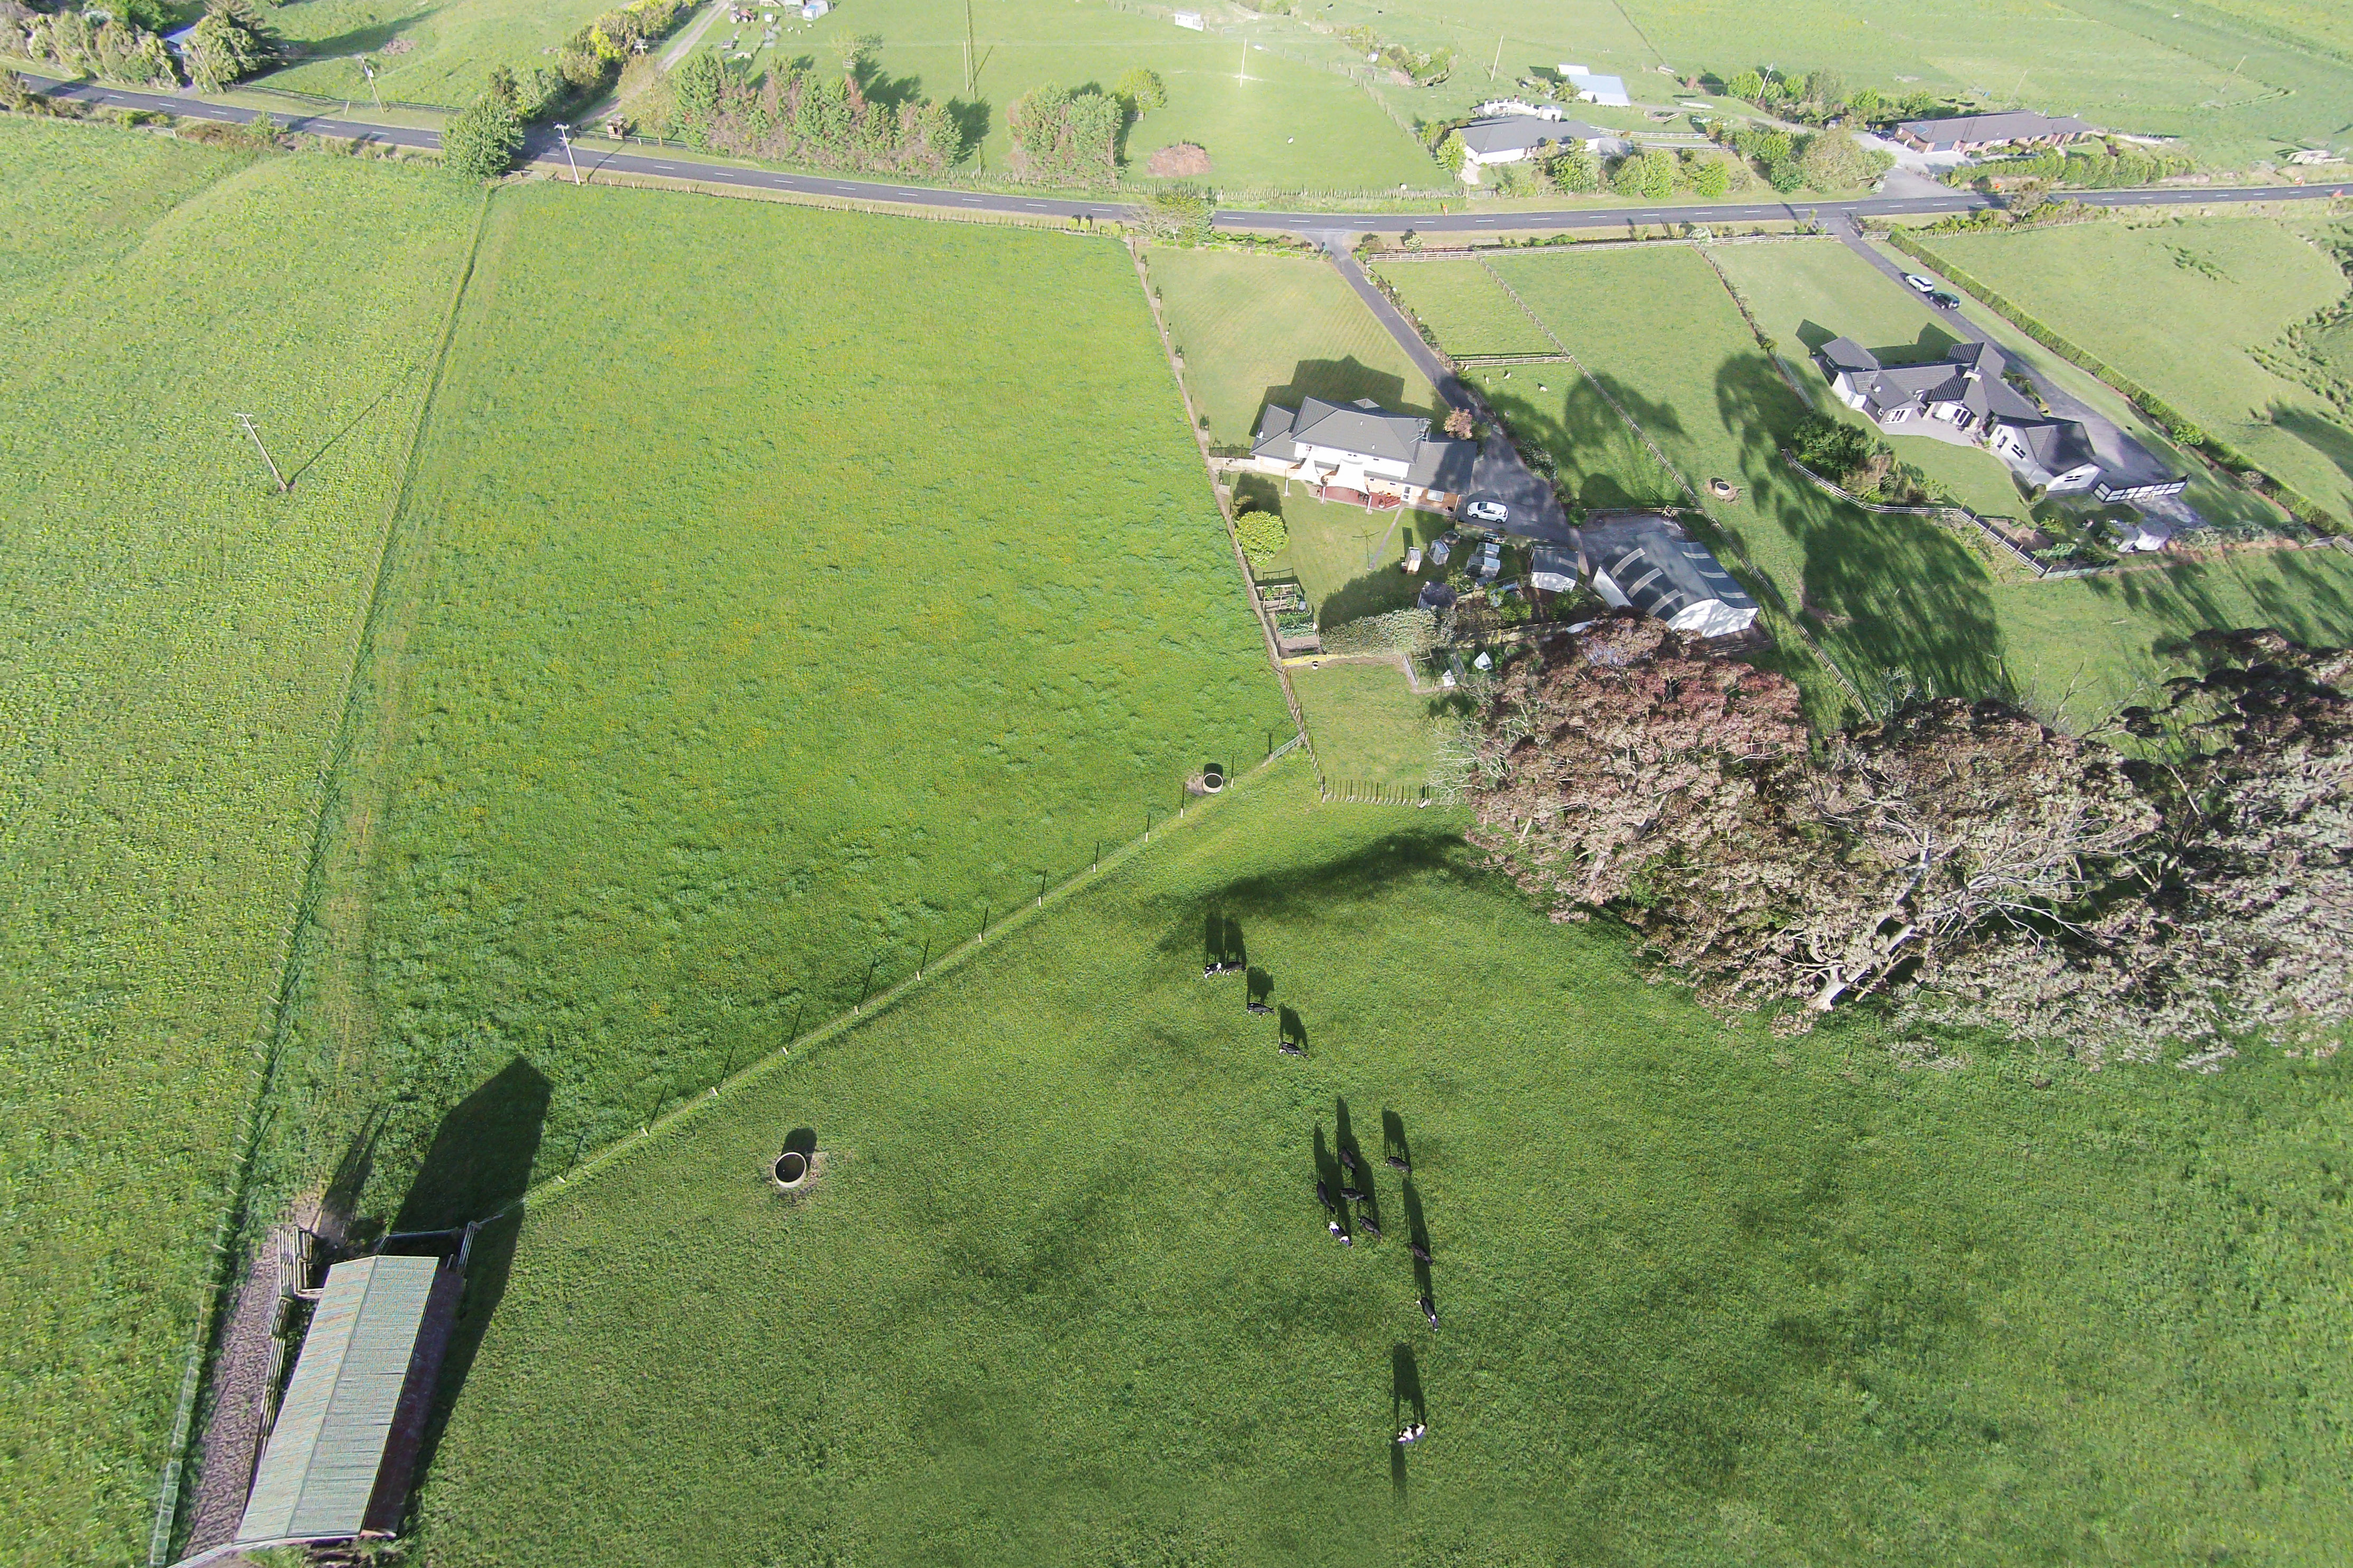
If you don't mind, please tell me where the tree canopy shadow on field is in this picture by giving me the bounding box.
[2072,546,2353,675]
[1714,349,2011,703]
[292,9,438,61]
[1486,373,1685,510]
[2270,399,2353,490]
[1154,832,1470,951]
[390,1056,549,1491]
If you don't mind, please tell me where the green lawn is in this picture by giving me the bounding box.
[828,0,1444,194]
[1291,661,1442,788]
[279,183,1290,1243]
[1388,246,2353,725]
[1240,487,1443,627]
[1706,238,2034,523]
[1146,245,1443,451]
[0,121,481,1564]
[257,0,622,106]
[1368,259,1554,359]
[418,764,2353,1565]
[1919,218,2353,524]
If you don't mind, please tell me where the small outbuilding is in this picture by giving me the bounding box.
[1527,544,1580,595]
[1579,512,1758,640]
[232,1253,463,1553]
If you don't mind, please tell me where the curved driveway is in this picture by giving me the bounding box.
[31,76,2353,233]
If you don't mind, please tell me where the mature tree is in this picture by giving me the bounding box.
[1798,127,1875,191]
[1444,406,1476,440]
[1543,144,1598,193]
[1723,69,1764,103]
[182,0,276,92]
[1116,65,1168,116]
[835,31,882,79]
[442,77,524,181]
[1689,153,1732,198]
[1471,619,2353,1059]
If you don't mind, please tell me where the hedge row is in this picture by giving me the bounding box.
[1320,608,1439,656]
[1884,227,2341,534]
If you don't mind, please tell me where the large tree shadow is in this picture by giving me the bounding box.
[1793,316,1963,365]
[390,1057,550,1495]
[2268,400,2353,492]
[1715,349,2011,703]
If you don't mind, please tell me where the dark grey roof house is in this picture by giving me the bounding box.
[1894,111,2095,154]
[1579,512,1758,639]
[1456,115,1614,165]
[1813,336,2180,500]
[1250,397,1478,509]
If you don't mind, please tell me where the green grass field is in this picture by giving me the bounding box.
[1918,218,2353,525]
[257,0,621,106]
[827,0,1444,193]
[416,764,2353,1565]
[0,121,480,1564]
[1146,245,1443,451]
[1290,662,1442,788]
[1384,246,2353,725]
[281,184,1291,1240]
[1706,238,2034,523]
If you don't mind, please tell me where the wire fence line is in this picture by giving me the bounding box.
[527,754,1301,1210]
[1324,776,1430,806]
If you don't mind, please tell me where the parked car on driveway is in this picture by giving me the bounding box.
[1463,496,1509,525]
[1902,273,1936,294]
[1929,288,1963,311]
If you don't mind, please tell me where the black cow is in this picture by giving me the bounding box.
[1419,1295,1439,1329]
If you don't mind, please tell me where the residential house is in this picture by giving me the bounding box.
[1814,336,2182,501]
[1579,513,1758,639]
[1456,116,1617,181]
[1893,110,2094,156]
[1555,65,1631,107]
[1248,397,1477,514]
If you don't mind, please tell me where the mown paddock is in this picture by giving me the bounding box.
[1143,245,1444,451]
[278,182,1292,1246]
[256,0,622,106]
[0,120,482,1564]
[1916,217,2353,525]
[1384,247,2353,725]
[1286,661,1444,789]
[418,762,2353,1566]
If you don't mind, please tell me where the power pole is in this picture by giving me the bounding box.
[963,0,974,93]
[232,413,288,492]
[360,55,382,113]
[1489,33,1502,82]
[555,121,582,184]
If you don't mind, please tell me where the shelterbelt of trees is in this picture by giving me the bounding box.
[1465,616,2352,1067]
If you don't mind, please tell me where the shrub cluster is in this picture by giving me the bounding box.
[1789,415,1946,508]
[1338,25,1452,87]
[1006,83,1123,183]
[668,53,965,175]
[1320,607,1438,656]
[1716,67,1947,130]
[1948,138,2195,191]
[1704,123,1890,193]
[1231,506,1287,569]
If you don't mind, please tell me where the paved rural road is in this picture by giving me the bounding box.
[31,77,2353,234]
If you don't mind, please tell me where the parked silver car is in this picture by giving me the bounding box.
[1462,497,1510,524]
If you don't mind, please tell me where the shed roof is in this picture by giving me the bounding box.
[1897,111,2094,146]
[237,1255,442,1544]
[1457,117,1605,157]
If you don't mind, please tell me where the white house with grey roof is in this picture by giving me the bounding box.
[1454,115,1619,182]
[1248,397,1478,513]
[1580,512,1758,640]
[1894,111,2094,156]
[1814,336,2182,501]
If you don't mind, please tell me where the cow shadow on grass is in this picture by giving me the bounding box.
[1715,349,2011,705]
[388,1056,550,1490]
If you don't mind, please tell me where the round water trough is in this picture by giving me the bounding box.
[1201,766,1225,793]
[773,1149,810,1188]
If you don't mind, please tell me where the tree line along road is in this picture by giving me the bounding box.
[28,75,2353,236]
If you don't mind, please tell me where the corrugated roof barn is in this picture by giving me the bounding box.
[236,1253,458,1547]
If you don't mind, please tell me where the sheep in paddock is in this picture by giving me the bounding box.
[1409,1242,1431,1264]
[1419,1295,1439,1329]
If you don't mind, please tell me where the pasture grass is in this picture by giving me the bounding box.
[286,184,1291,1239]
[1920,218,2353,524]
[0,121,480,1564]
[825,0,1443,193]
[1705,238,2035,523]
[258,0,621,106]
[1290,661,1443,789]
[1145,244,1443,449]
[418,764,2353,1566]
